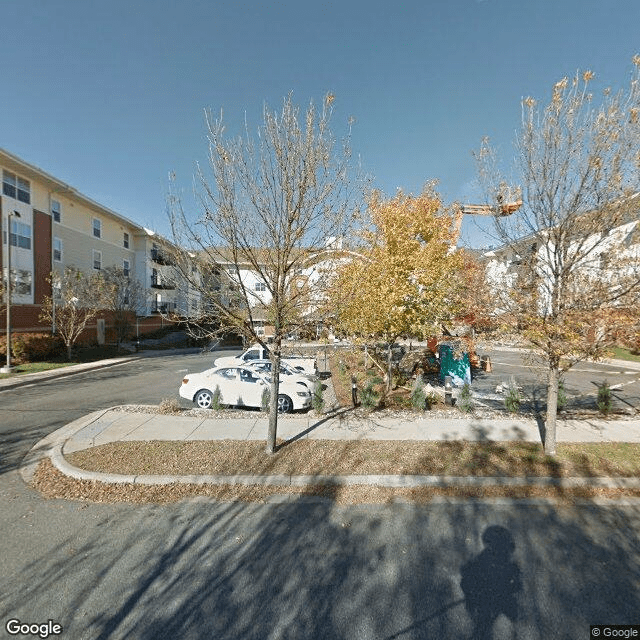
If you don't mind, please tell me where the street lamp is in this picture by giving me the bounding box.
[1,210,20,373]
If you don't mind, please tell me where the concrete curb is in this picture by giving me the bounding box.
[19,408,117,484]
[46,443,640,490]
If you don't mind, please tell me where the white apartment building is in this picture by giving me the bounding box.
[1,148,195,337]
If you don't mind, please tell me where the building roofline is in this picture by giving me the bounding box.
[0,147,146,232]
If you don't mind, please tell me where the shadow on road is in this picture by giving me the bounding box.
[1,490,639,639]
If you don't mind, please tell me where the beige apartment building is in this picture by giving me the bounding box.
[1,148,193,340]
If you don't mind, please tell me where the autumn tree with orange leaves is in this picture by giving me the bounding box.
[329,184,463,390]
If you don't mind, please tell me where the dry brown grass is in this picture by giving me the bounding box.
[32,458,640,505]
[65,439,640,478]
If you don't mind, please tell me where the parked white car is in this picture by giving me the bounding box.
[179,365,312,413]
[213,343,317,375]
[245,359,318,388]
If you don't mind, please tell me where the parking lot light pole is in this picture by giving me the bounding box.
[1,210,20,374]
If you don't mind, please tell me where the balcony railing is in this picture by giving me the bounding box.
[151,274,176,289]
[152,302,177,314]
[150,248,175,266]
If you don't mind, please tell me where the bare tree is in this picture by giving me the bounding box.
[167,93,359,453]
[39,267,103,361]
[97,266,146,347]
[478,60,640,454]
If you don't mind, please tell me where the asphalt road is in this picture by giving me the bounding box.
[0,351,229,475]
[473,347,640,414]
[1,485,639,639]
[0,349,639,639]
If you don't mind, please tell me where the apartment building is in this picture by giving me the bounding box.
[482,205,640,318]
[1,148,192,338]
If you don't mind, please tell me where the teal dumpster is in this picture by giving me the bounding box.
[439,343,471,386]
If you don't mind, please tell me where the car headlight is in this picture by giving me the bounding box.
[297,391,311,397]
[182,378,189,384]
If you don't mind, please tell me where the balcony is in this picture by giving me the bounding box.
[151,274,176,289]
[150,247,175,266]
[152,302,177,314]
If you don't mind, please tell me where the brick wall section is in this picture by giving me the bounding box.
[2,305,50,332]
[33,208,52,305]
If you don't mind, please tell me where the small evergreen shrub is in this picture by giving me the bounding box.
[210,385,222,410]
[261,387,270,412]
[458,383,473,414]
[360,381,380,409]
[312,382,325,413]
[597,380,612,415]
[504,377,521,413]
[411,384,427,410]
[557,379,567,412]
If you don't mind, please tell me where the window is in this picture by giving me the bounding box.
[255,281,266,292]
[123,232,129,249]
[2,171,30,204]
[93,250,102,270]
[17,177,30,203]
[240,368,260,383]
[92,218,101,238]
[123,259,130,277]
[53,237,62,262]
[9,220,31,250]
[9,269,32,295]
[2,171,16,198]
[51,200,61,223]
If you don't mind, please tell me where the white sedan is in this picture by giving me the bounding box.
[245,359,318,388]
[179,365,312,413]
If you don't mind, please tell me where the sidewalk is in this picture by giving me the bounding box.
[21,406,640,492]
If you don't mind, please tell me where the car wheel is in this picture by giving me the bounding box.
[277,394,293,413]
[194,389,213,409]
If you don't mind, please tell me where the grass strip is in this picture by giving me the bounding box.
[33,458,640,505]
[67,440,640,479]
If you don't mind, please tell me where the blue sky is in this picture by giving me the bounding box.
[2,0,639,248]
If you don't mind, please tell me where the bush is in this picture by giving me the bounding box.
[312,382,325,413]
[158,398,182,415]
[360,381,380,409]
[210,385,222,410]
[597,380,612,415]
[504,377,521,413]
[426,391,440,408]
[557,379,567,412]
[7,333,64,363]
[458,383,473,414]
[411,384,427,410]
[261,387,270,412]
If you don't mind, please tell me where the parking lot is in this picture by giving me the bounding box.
[472,347,640,415]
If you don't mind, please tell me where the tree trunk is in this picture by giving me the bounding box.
[386,343,393,393]
[66,343,73,361]
[266,349,281,454]
[545,362,559,456]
